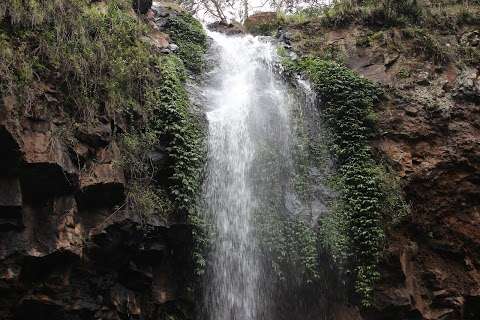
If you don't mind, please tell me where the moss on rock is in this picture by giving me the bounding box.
[0,0,206,221]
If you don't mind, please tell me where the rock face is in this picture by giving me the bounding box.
[282,19,480,320]
[373,68,480,320]
[0,2,204,319]
[0,33,198,320]
[0,96,194,319]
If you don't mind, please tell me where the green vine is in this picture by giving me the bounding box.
[284,57,407,306]
[301,58,382,306]
[155,10,208,276]
[249,86,322,286]
[163,11,208,73]
[149,55,205,209]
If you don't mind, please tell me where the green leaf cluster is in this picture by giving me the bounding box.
[163,11,207,73]
[124,53,206,267]
[290,57,403,306]
[148,55,205,209]
[256,207,320,284]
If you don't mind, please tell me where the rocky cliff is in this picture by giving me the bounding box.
[0,1,206,319]
[1,0,479,319]
[276,2,480,319]
[0,101,195,319]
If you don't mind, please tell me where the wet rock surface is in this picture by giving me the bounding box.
[282,21,480,320]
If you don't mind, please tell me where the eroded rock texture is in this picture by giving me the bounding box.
[0,96,194,320]
[373,67,480,320]
[282,21,480,320]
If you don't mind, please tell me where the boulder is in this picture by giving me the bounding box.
[277,27,294,45]
[21,196,83,257]
[168,43,179,52]
[244,12,282,35]
[77,141,125,209]
[146,31,170,50]
[460,30,480,47]
[20,120,79,199]
[75,122,112,148]
[77,163,125,209]
[208,20,245,35]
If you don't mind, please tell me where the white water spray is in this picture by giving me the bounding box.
[202,32,291,320]
[201,31,324,320]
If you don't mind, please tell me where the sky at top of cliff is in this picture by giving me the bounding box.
[152,0,332,23]
[215,0,333,23]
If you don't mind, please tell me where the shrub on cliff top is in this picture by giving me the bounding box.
[1,0,206,221]
[0,0,151,119]
[319,0,425,27]
[292,0,480,29]
[243,12,285,35]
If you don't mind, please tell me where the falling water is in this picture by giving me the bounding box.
[201,30,327,320]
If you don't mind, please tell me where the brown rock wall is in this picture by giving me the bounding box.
[284,20,480,320]
[0,95,193,320]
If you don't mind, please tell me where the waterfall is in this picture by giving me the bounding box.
[201,30,328,320]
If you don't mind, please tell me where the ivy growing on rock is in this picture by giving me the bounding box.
[283,57,407,306]
[149,55,205,208]
[255,205,321,284]
[301,58,382,306]
[163,9,208,73]
[248,85,324,288]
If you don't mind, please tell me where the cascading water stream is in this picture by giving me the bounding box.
[201,30,327,320]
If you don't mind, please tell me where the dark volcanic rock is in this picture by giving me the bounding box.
[0,79,193,320]
[454,68,480,102]
[76,141,126,209]
[75,122,112,148]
